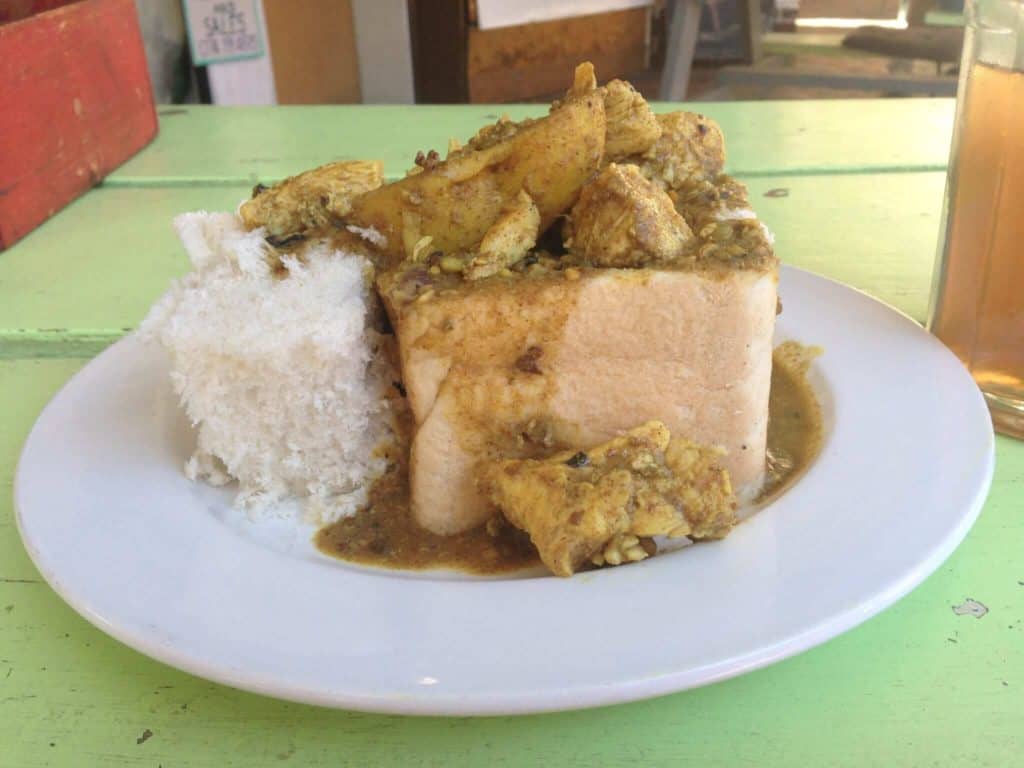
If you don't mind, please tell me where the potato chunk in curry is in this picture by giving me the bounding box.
[477,422,737,577]
[346,84,606,264]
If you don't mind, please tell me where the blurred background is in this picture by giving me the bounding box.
[0,0,962,105]
[7,0,963,105]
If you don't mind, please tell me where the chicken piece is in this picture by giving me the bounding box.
[379,256,777,536]
[464,191,541,280]
[671,175,754,228]
[346,75,605,264]
[239,160,383,238]
[566,62,660,161]
[602,79,661,160]
[623,111,756,225]
[480,451,633,577]
[632,112,726,191]
[565,60,599,99]
[477,422,736,577]
[565,163,695,267]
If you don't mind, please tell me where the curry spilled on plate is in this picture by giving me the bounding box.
[142,63,823,578]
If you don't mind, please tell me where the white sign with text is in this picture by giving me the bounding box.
[184,0,264,65]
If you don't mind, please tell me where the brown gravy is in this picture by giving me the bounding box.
[315,463,541,575]
[760,341,824,502]
[315,342,824,575]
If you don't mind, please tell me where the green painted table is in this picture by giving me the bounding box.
[1,101,1020,768]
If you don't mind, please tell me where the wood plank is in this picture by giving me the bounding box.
[718,64,958,95]
[763,31,876,58]
[925,9,966,27]
[0,185,253,339]
[0,172,944,340]
[842,25,963,63]
[467,8,647,102]
[1,354,1021,767]
[262,0,361,104]
[103,100,955,186]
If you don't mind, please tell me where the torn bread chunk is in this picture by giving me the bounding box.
[477,422,736,577]
[239,160,384,237]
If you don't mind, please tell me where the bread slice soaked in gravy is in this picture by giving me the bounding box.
[368,63,778,536]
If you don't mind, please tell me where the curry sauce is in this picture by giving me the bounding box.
[315,464,541,575]
[760,341,824,502]
[316,342,824,575]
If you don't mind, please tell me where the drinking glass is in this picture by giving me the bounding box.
[928,0,1024,438]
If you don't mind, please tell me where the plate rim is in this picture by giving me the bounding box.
[13,265,996,716]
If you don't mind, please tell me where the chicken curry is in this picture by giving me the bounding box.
[240,62,819,577]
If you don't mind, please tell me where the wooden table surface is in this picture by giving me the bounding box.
[2,100,1021,768]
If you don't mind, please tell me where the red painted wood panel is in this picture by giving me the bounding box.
[0,0,157,249]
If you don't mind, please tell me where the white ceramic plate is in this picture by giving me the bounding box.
[15,266,994,716]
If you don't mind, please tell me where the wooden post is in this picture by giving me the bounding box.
[407,0,470,103]
[739,0,763,64]
[659,0,702,100]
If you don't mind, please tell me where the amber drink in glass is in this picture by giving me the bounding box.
[929,0,1024,438]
